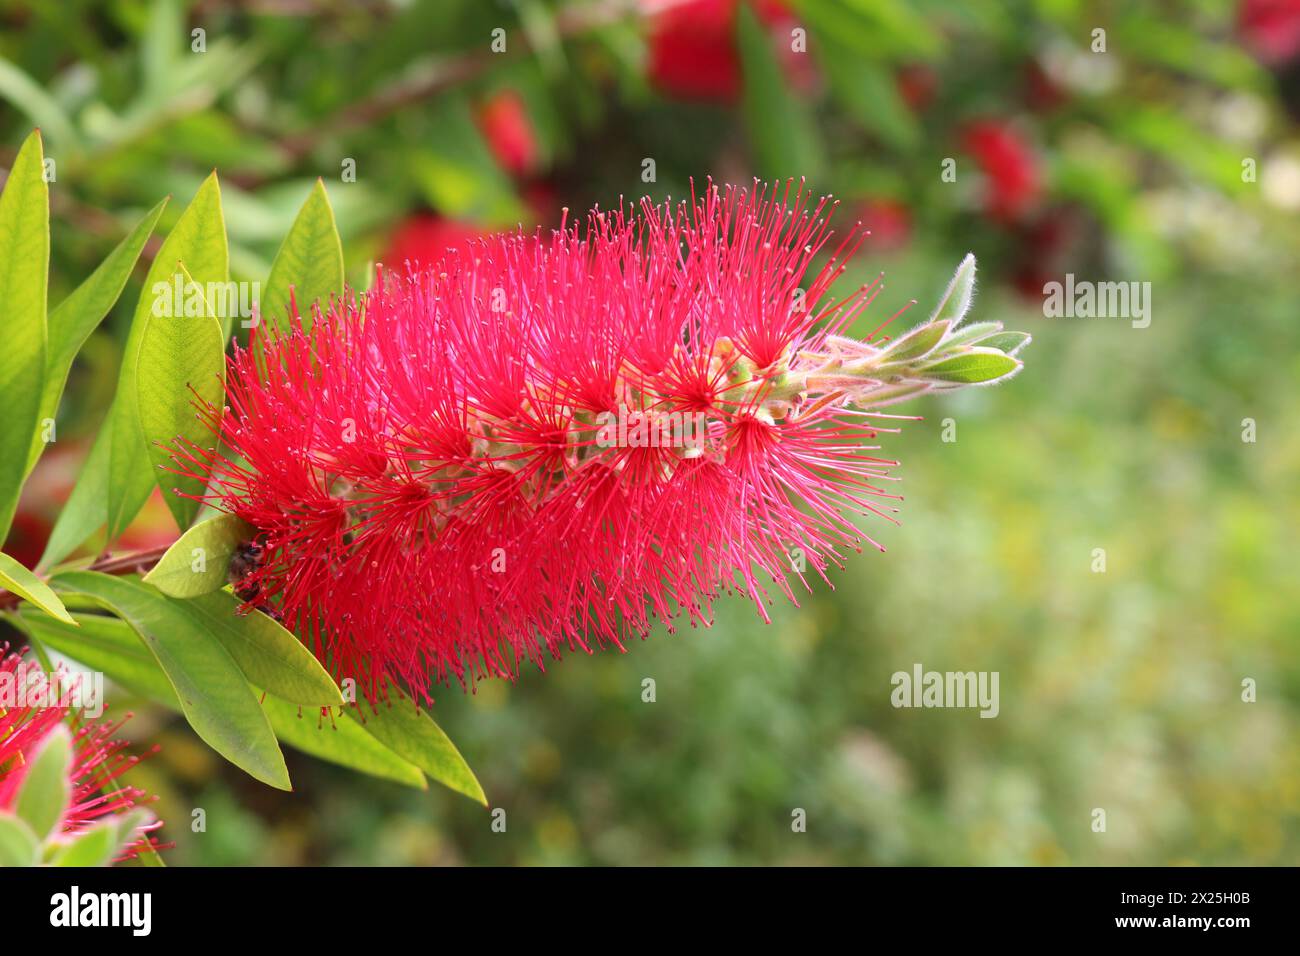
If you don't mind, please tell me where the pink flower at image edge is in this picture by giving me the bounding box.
[0,648,165,860]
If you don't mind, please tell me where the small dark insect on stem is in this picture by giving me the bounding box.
[0,543,174,614]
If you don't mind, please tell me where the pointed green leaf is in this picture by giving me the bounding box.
[265,698,427,789]
[347,696,486,804]
[737,2,823,180]
[819,42,919,150]
[852,381,930,409]
[0,62,79,150]
[16,611,176,704]
[0,129,49,542]
[407,97,527,228]
[135,841,167,866]
[180,589,344,707]
[884,320,950,363]
[142,0,182,97]
[25,612,421,788]
[51,571,290,790]
[0,813,40,867]
[976,330,1033,356]
[0,551,75,624]
[929,253,977,326]
[142,513,253,598]
[107,173,227,541]
[26,199,168,474]
[37,422,110,570]
[135,261,226,530]
[14,724,71,841]
[921,348,1023,385]
[937,321,1002,351]
[261,179,344,334]
[48,815,132,867]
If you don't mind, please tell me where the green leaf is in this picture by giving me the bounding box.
[135,841,167,867]
[16,611,176,704]
[180,589,343,707]
[0,813,39,867]
[46,807,151,867]
[921,349,1023,385]
[107,172,227,541]
[407,96,527,228]
[26,199,168,475]
[1113,105,1255,196]
[851,381,929,409]
[265,698,427,789]
[0,62,80,150]
[0,551,75,624]
[929,253,977,326]
[142,0,183,97]
[135,261,226,530]
[25,612,422,788]
[51,571,290,790]
[37,422,110,570]
[14,724,72,841]
[976,330,1033,356]
[796,0,943,62]
[737,3,823,180]
[48,815,132,867]
[261,179,344,334]
[884,320,949,363]
[0,129,49,543]
[937,321,1002,351]
[142,512,253,597]
[818,42,919,150]
[347,696,486,804]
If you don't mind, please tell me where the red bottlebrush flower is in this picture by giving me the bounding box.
[477,90,540,178]
[384,214,489,278]
[0,649,164,860]
[960,119,1043,224]
[175,181,1023,705]
[1239,0,1300,64]
[643,0,801,102]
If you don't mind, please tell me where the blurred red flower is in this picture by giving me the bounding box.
[384,214,488,276]
[1007,211,1079,300]
[897,64,938,113]
[477,90,540,178]
[960,119,1043,224]
[1,512,49,570]
[856,197,912,251]
[1238,0,1300,64]
[1023,59,1067,113]
[644,0,806,102]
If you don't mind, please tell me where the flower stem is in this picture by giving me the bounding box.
[0,543,174,614]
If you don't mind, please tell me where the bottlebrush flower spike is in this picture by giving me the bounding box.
[0,647,165,861]
[174,181,1029,704]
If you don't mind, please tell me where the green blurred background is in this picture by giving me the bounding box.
[2,0,1298,865]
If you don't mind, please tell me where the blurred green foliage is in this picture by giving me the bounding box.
[2,0,1297,864]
